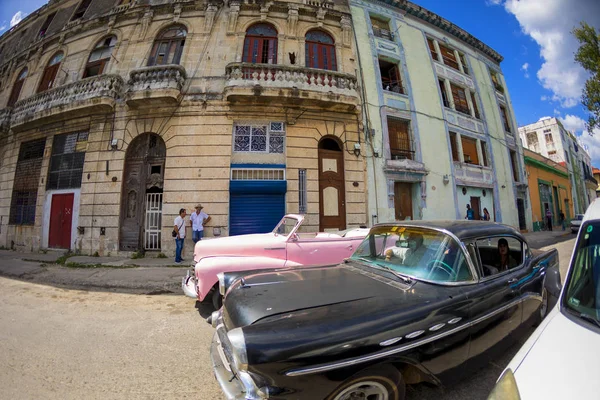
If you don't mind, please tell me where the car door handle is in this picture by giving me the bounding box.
[347,245,353,250]
[507,278,518,284]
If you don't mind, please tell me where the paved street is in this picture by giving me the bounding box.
[0,277,219,400]
[0,233,578,400]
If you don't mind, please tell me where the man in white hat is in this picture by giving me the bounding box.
[190,204,211,243]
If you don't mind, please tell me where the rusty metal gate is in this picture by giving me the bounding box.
[144,193,162,250]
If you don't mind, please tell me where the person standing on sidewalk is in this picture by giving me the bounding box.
[545,207,553,232]
[190,204,211,244]
[465,204,474,220]
[174,208,187,263]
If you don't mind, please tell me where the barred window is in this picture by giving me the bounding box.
[47,132,87,190]
[10,138,46,225]
[234,122,285,154]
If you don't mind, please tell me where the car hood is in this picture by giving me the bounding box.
[193,232,283,261]
[512,309,600,399]
[222,263,414,329]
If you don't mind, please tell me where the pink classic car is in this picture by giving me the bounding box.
[182,214,369,308]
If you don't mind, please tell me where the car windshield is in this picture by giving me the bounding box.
[563,221,600,327]
[350,226,473,283]
[273,217,300,236]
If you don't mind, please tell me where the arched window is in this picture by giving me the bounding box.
[37,52,63,93]
[242,23,278,64]
[84,36,117,78]
[148,25,187,66]
[8,68,27,107]
[305,30,337,71]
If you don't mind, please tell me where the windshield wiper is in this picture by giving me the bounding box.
[349,257,413,284]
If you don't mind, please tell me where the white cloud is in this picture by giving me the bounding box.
[521,62,530,78]
[10,11,25,28]
[560,114,587,133]
[491,0,600,109]
[0,24,6,32]
[486,0,503,5]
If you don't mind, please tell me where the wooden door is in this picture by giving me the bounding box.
[37,64,60,93]
[394,182,413,221]
[470,197,481,220]
[49,193,74,249]
[318,143,346,231]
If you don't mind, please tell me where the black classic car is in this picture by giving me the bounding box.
[208,221,561,400]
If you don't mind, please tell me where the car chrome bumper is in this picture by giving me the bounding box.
[211,333,251,400]
[181,269,198,299]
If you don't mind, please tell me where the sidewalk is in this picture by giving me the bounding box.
[0,250,190,295]
[522,228,574,249]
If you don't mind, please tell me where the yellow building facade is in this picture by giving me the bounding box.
[524,149,574,231]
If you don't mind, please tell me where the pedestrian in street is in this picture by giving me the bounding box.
[545,206,553,232]
[190,204,211,244]
[482,208,491,221]
[559,210,566,231]
[465,204,474,220]
[174,208,187,263]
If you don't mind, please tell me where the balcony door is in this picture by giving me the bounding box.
[305,30,337,71]
[38,52,63,93]
[243,23,278,64]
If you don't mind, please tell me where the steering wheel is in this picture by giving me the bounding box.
[426,259,454,280]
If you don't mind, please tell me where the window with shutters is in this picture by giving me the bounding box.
[379,59,404,94]
[461,136,479,165]
[71,0,92,21]
[510,150,520,181]
[450,83,470,115]
[8,68,27,107]
[243,23,278,64]
[481,141,489,167]
[37,52,63,93]
[9,138,46,225]
[38,12,56,39]
[305,30,336,71]
[387,118,412,160]
[500,105,512,133]
[470,91,480,119]
[427,38,439,61]
[148,25,187,66]
[490,70,504,93]
[439,79,450,108]
[47,132,87,190]
[233,122,285,154]
[370,16,394,41]
[439,43,459,70]
[84,36,116,77]
[449,132,459,162]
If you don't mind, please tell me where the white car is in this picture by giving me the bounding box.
[570,213,585,233]
[488,200,600,400]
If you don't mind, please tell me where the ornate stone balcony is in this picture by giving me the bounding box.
[224,63,360,112]
[454,162,494,188]
[126,65,187,107]
[11,74,123,130]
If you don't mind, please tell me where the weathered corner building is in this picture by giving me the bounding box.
[350,0,530,228]
[0,0,366,254]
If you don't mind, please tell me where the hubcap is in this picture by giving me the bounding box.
[540,287,548,319]
[333,381,389,400]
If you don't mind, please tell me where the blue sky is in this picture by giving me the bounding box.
[2,0,600,164]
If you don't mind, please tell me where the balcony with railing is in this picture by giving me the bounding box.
[585,172,598,187]
[126,65,187,107]
[224,63,360,112]
[11,74,124,130]
[453,162,494,187]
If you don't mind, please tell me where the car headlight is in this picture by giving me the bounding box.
[488,369,521,400]
[227,327,248,372]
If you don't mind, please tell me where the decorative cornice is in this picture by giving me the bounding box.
[524,156,569,179]
[376,0,503,64]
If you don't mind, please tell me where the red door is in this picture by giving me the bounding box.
[49,193,74,249]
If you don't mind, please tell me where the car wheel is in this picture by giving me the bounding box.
[326,365,405,400]
[212,285,223,310]
[535,287,549,326]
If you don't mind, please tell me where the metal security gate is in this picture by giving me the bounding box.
[145,193,162,250]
